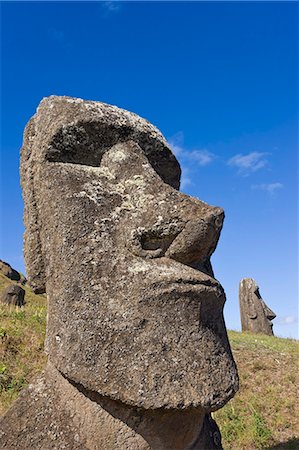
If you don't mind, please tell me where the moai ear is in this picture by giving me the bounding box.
[20,117,46,294]
[247,297,257,320]
[245,279,258,320]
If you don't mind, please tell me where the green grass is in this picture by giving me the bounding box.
[0,272,298,449]
[215,330,299,449]
[0,273,47,414]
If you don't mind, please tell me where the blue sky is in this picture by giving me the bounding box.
[1,1,298,338]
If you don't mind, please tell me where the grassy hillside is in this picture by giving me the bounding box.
[0,273,47,414]
[0,272,298,449]
[214,331,299,449]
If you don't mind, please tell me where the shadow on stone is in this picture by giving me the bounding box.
[0,260,27,285]
[266,438,299,449]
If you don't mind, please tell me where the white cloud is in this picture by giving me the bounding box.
[168,132,216,166]
[167,132,184,156]
[228,152,268,175]
[102,1,121,14]
[180,167,192,190]
[251,182,283,194]
[187,149,215,166]
[277,316,298,325]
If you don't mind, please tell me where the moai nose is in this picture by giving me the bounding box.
[128,203,224,271]
[165,206,224,268]
[262,300,276,321]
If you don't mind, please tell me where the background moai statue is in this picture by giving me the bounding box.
[1,96,238,449]
[0,284,25,307]
[239,278,276,336]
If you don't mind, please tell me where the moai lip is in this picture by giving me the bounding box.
[1,96,239,450]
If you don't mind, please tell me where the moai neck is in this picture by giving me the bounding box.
[45,362,209,450]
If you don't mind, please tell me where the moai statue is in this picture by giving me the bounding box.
[0,284,25,307]
[239,278,276,336]
[0,97,238,449]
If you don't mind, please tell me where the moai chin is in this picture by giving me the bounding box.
[1,96,238,450]
[239,278,276,336]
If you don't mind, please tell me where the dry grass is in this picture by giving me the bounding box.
[215,331,299,449]
[0,272,298,448]
[0,273,47,414]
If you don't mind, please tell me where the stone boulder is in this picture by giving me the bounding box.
[0,284,25,307]
[239,278,276,336]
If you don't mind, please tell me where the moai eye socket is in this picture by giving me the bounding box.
[254,287,262,299]
[46,122,134,167]
[45,121,181,190]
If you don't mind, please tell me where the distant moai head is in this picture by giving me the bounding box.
[21,96,238,412]
[239,278,276,336]
[0,284,25,307]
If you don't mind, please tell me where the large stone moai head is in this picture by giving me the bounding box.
[239,278,276,336]
[21,96,238,414]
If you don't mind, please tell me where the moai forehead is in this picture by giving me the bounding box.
[21,96,238,411]
[23,96,181,184]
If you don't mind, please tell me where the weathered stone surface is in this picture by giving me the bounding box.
[1,96,238,448]
[239,278,276,336]
[0,284,25,307]
[0,363,222,450]
[0,260,26,285]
